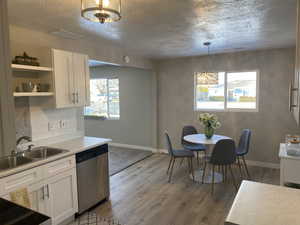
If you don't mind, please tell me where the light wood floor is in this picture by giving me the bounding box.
[83,154,280,225]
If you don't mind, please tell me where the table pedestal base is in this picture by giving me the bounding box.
[190,168,223,184]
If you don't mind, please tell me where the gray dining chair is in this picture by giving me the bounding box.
[236,129,251,179]
[202,139,238,194]
[181,125,207,167]
[165,131,195,183]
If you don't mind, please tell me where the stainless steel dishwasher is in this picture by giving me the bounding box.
[76,144,110,214]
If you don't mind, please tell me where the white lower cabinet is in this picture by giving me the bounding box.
[28,181,49,216]
[47,168,78,225]
[0,155,78,225]
[1,180,49,215]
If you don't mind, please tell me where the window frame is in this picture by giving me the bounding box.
[194,70,260,112]
[84,77,120,120]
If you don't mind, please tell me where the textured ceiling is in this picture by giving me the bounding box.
[8,0,297,59]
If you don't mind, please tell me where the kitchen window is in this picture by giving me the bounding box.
[84,78,120,119]
[194,71,258,111]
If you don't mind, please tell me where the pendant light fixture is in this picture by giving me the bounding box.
[197,42,218,85]
[81,0,121,24]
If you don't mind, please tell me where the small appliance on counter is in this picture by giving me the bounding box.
[286,134,300,156]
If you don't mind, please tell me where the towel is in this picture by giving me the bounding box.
[9,187,31,209]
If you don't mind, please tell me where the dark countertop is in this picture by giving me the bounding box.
[0,198,51,225]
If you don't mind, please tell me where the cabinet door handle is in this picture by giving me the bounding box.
[76,92,79,103]
[46,184,50,199]
[289,82,298,112]
[41,186,45,200]
[72,93,76,104]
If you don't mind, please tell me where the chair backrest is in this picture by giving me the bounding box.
[164,131,174,156]
[210,139,236,165]
[238,129,251,154]
[181,125,198,145]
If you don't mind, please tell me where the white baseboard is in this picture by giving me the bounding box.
[157,149,168,154]
[109,142,157,153]
[157,148,280,169]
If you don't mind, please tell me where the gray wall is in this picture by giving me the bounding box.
[85,66,156,148]
[157,48,298,164]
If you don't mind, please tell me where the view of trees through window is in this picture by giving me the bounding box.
[195,71,257,110]
[84,78,120,119]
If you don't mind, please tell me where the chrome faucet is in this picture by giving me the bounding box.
[12,136,34,155]
[16,136,32,146]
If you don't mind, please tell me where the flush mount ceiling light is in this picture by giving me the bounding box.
[81,0,121,24]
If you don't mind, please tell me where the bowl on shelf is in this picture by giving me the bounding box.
[38,84,50,92]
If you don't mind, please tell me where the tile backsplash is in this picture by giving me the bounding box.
[15,97,31,139]
[15,97,84,142]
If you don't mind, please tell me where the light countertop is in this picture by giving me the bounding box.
[48,136,111,154]
[0,136,111,178]
[225,180,300,225]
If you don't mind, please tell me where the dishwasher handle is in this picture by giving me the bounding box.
[76,144,108,163]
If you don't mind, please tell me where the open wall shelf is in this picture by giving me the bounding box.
[13,92,54,97]
[11,64,53,72]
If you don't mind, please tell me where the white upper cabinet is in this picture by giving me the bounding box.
[52,49,90,108]
[73,52,90,107]
[291,1,300,125]
[52,49,74,108]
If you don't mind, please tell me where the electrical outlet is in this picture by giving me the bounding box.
[48,121,60,131]
[60,120,71,129]
[60,120,66,129]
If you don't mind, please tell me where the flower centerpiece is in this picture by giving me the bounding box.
[199,113,221,139]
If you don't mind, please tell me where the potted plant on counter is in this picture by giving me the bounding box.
[199,113,221,139]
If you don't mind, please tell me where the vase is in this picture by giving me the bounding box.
[204,126,214,139]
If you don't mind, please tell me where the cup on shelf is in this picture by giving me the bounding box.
[21,82,34,92]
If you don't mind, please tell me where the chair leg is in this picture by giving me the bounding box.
[229,165,238,191]
[242,156,251,180]
[166,156,173,174]
[190,157,195,182]
[202,150,207,169]
[211,165,215,195]
[202,160,207,184]
[221,165,225,183]
[237,156,243,178]
[187,157,191,171]
[168,158,176,183]
[197,152,200,167]
[224,166,228,183]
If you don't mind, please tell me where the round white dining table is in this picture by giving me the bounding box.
[184,134,231,184]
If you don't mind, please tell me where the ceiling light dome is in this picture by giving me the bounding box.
[81,0,121,24]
